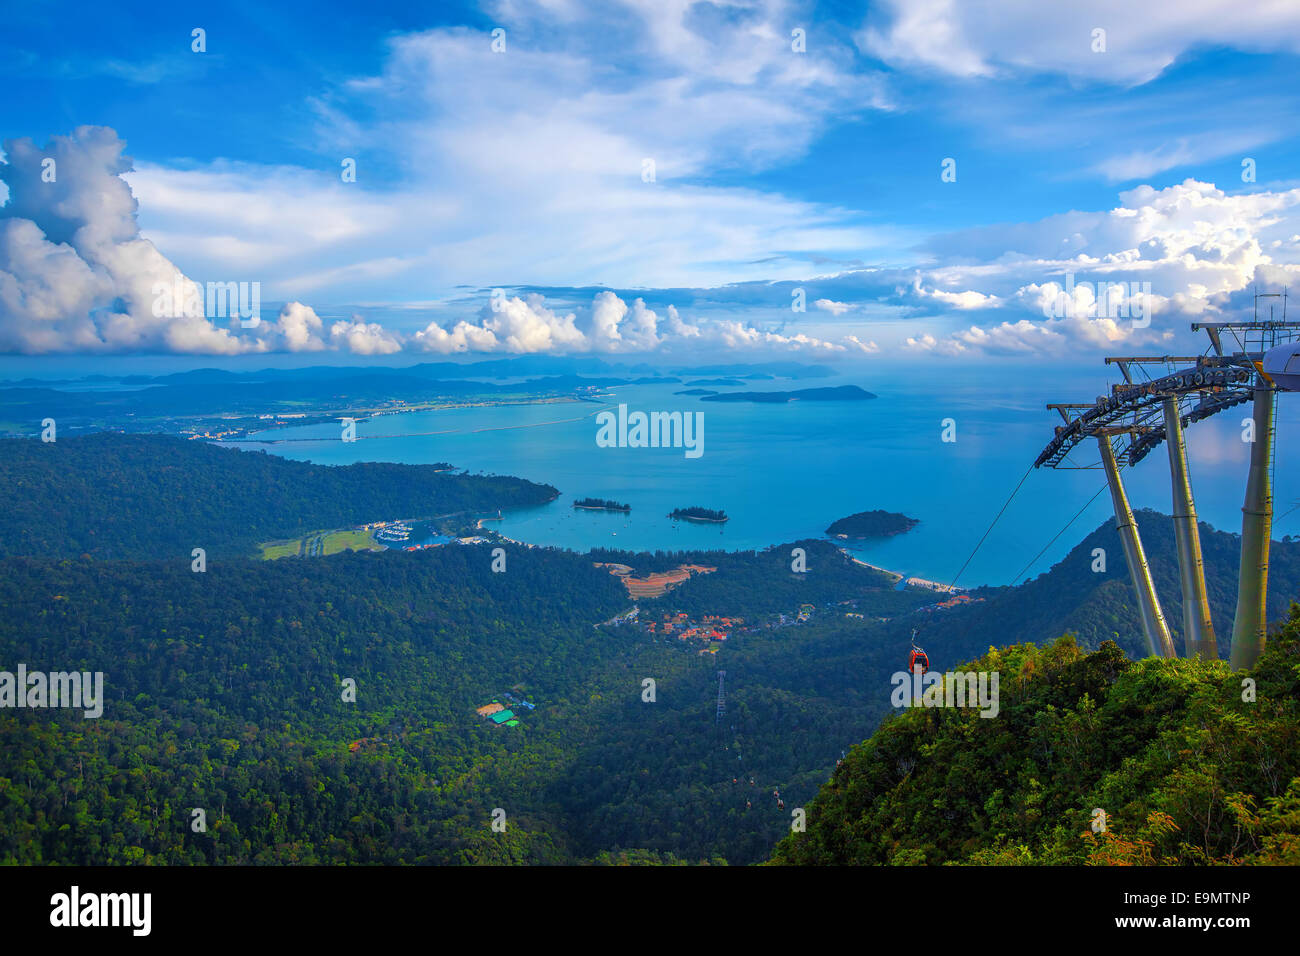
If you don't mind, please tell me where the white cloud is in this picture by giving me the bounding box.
[1092,133,1271,183]
[0,127,246,355]
[713,319,844,352]
[814,298,853,315]
[411,289,848,355]
[329,318,404,355]
[859,0,1300,85]
[664,304,700,338]
[412,294,582,355]
[909,274,1001,310]
[844,334,880,353]
[0,129,409,356]
[887,178,1300,355]
[271,302,328,352]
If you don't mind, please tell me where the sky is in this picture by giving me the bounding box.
[2,0,1300,366]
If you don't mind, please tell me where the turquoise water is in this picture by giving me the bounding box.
[230,368,1300,588]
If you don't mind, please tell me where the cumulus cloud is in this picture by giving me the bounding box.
[0,127,247,355]
[328,318,403,355]
[909,274,1001,310]
[0,127,402,357]
[409,316,499,353]
[413,294,583,355]
[885,179,1300,355]
[411,290,848,356]
[664,304,700,338]
[714,320,845,352]
[814,298,853,315]
[271,301,328,352]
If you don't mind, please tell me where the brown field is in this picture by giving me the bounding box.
[596,562,717,599]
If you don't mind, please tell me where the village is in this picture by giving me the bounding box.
[600,603,815,657]
[643,610,748,656]
[598,590,984,659]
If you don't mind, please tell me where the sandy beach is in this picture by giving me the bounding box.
[839,549,964,593]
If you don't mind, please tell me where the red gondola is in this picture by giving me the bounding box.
[909,628,929,674]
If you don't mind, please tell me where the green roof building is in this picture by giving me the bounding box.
[490,709,515,724]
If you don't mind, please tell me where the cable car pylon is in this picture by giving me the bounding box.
[1035,295,1298,667]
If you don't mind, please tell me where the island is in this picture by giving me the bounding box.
[673,388,719,396]
[825,509,918,539]
[574,497,631,512]
[699,385,876,403]
[668,506,728,523]
[686,378,745,387]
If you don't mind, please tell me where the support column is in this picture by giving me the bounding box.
[1099,434,1177,658]
[1163,397,1218,659]
[1230,385,1276,669]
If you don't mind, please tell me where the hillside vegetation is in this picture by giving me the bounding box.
[771,609,1300,865]
[0,434,555,559]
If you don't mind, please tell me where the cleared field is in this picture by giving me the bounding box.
[597,562,716,598]
[321,529,381,555]
[260,529,379,560]
[260,540,303,560]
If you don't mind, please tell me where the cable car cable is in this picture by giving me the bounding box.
[1011,483,1109,585]
[949,463,1035,587]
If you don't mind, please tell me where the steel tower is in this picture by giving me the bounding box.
[1035,294,1297,667]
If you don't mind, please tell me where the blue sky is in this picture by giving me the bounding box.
[2,0,1300,363]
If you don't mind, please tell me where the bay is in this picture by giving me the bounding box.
[229,366,1300,588]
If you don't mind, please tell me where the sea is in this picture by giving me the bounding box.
[227,366,1300,589]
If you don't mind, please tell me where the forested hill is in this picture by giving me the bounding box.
[0,434,556,559]
[770,613,1300,865]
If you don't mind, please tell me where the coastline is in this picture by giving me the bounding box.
[483,511,956,589]
[837,548,963,594]
[475,514,530,547]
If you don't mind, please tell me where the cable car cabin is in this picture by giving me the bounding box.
[1264,341,1300,391]
[909,646,929,674]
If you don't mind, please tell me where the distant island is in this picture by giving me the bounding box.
[826,509,918,539]
[700,385,876,404]
[686,378,745,387]
[669,506,728,523]
[574,497,631,512]
[674,388,719,396]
